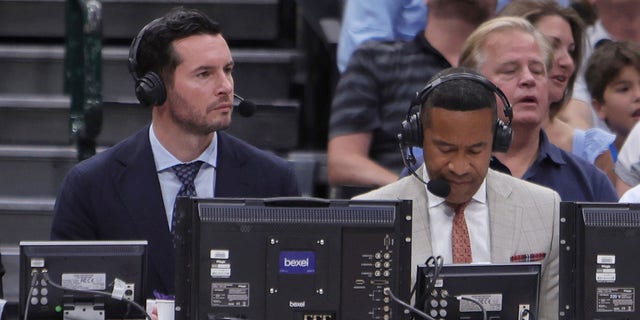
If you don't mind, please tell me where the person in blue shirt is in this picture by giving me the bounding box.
[337,0,570,73]
[337,0,426,73]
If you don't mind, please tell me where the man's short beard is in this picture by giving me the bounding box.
[167,90,232,136]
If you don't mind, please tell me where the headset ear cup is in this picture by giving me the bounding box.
[135,71,166,106]
[400,112,423,148]
[492,119,512,152]
[411,112,423,147]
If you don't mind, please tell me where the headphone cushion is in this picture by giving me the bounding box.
[492,120,513,153]
[400,112,423,148]
[135,72,166,106]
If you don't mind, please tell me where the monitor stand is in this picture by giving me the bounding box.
[63,300,105,320]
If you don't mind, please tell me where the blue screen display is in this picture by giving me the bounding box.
[279,251,316,274]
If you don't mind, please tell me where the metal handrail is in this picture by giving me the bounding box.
[64,0,103,161]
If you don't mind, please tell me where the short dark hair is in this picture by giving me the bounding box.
[586,40,640,103]
[421,67,498,129]
[135,7,222,85]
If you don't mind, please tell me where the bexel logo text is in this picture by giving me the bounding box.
[289,301,306,308]
[279,251,316,274]
[284,257,309,267]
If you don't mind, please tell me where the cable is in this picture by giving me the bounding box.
[40,271,153,320]
[429,256,444,292]
[398,141,430,187]
[520,307,536,320]
[384,287,437,320]
[22,270,40,320]
[413,255,444,316]
[456,295,487,320]
[410,257,431,314]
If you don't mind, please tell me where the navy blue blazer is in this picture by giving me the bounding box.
[51,126,299,298]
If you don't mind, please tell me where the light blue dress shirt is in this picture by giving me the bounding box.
[149,124,218,230]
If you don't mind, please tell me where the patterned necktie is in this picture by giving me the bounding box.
[171,161,204,231]
[451,201,472,263]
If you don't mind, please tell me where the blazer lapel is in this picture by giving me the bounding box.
[486,170,521,263]
[410,166,434,265]
[113,127,175,291]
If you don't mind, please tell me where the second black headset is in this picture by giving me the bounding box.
[399,72,513,153]
[128,18,166,107]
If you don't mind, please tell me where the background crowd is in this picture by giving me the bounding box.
[2,1,640,319]
[329,0,640,202]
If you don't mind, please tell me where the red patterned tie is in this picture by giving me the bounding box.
[451,202,472,263]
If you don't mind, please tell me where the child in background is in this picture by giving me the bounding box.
[585,40,640,162]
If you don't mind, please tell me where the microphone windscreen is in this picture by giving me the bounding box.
[237,100,256,117]
[427,178,451,198]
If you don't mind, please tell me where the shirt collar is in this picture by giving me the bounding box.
[414,30,450,66]
[536,130,566,165]
[422,166,488,208]
[149,124,218,172]
[489,130,567,178]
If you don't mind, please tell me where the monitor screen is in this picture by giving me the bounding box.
[415,263,541,319]
[19,240,148,320]
[559,201,640,319]
[173,197,413,320]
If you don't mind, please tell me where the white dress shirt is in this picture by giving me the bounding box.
[620,184,640,203]
[423,169,491,264]
[149,124,218,230]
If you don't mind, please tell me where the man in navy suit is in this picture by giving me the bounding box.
[51,7,300,298]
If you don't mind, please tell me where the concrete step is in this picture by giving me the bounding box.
[0,44,301,100]
[0,95,70,145]
[0,197,54,246]
[0,0,281,42]
[0,94,154,147]
[0,145,77,198]
[0,94,300,151]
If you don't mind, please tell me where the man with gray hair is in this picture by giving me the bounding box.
[458,16,617,202]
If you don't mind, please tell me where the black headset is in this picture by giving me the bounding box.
[128,18,166,106]
[398,72,513,153]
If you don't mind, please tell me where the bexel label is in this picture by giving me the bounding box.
[279,251,316,274]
